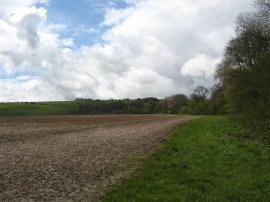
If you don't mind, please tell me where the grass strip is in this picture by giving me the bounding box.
[102,116,270,202]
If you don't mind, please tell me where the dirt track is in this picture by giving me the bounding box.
[0,115,195,201]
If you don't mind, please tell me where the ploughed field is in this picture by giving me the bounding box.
[0,115,195,201]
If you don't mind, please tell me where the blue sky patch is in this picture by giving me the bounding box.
[42,0,130,47]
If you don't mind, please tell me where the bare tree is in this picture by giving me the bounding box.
[219,0,270,72]
[254,0,270,16]
[192,86,209,102]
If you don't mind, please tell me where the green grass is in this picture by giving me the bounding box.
[102,116,270,202]
[0,99,134,116]
[0,101,76,116]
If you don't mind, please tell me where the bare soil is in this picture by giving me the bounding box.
[0,115,196,201]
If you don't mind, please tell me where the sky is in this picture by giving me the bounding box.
[0,0,253,102]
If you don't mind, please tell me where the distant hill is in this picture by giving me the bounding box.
[0,101,76,116]
[0,98,166,116]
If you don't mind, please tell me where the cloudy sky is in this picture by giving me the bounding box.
[0,0,253,101]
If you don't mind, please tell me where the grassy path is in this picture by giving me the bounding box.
[102,116,270,201]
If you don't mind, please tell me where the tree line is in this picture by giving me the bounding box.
[73,85,223,115]
[214,0,270,143]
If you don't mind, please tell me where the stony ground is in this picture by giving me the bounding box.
[0,115,195,201]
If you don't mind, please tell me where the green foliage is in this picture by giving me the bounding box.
[228,116,270,146]
[73,100,128,114]
[0,101,75,116]
[213,1,270,143]
[216,50,270,143]
[165,94,189,114]
[0,98,168,116]
[180,105,189,114]
[209,83,228,115]
[249,54,270,119]
[227,54,270,119]
[189,86,212,115]
[102,117,270,201]
[143,100,157,114]
[194,102,209,115]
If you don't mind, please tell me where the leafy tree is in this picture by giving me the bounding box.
[180,106,190,114]
[142,97,159,103]
[144,100,158,114]
[229,53,270,120]
[209,83,228,115]
[165,94,189,114]
[216,0,270,115]
[214,0,270,141]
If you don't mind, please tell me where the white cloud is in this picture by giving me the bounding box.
[81,27,99,34]
[0,0,49,18]
[110,67,177,99]
[0,77,63,102]
[14,7,47,49]
[60,38,74,47]
[181,54,220,78]
[0,0,253,101]
[102,7,134,26]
